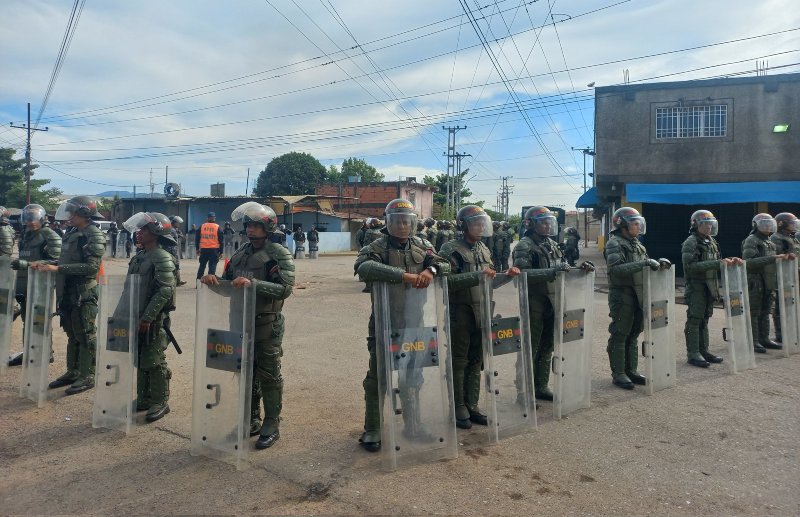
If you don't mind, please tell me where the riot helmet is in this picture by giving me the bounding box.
[21,204,48,227]
[231,201,277,232]
[690,210,718,237]
[384,198,417,239]
[751,213,776,234]
[123,212,176,244]
[612,207,646,235]
[416,220,425,232]
[523,206,558,237]
[169,215,184,226]
[424,217,435,228]
[775,212,798,235]
[55,196,98,221]
[457,205,492,239]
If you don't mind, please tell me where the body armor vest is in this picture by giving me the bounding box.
[229,244,285,315]
[447,238,493,324]
[606,233,648,300]
[743,233,777,290]
[521,233,563,297]
[683,233,720,294]
[770,232,800,255]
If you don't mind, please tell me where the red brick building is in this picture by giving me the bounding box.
[315,180,437,218]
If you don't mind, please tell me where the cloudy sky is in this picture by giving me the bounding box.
[1,0,798,214]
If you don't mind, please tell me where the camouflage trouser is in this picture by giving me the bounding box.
[137,315,171,407]
[747,277,775,344]
[516,296,554,394]
[253,313,284,434]
[59,289,99,381]
[606,287,643,377]
[449,304,483,420]
[684,282,714,357]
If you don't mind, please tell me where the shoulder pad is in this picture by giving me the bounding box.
[151,248,176,270]
[41,227,63,258]
[82,224,107,257]
[513,237,532,253]
[265,242,294,265]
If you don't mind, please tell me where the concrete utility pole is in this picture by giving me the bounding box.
[453,152,471,212]
[499,176,514,220]
[572,147,595,248]
[10,103,49,204]
[442,125,466,216]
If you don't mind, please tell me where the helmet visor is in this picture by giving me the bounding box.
[533,215,558,237]
[464,214,493,238]
[171,216,184,225]
[756,217,777,234]
[625,215,647,235]
[22,205,47,224]
[54,200,77,221]
[123,212,154,234]
[785,219,798,233]
[696,217,718,237]
[386,213,417,239]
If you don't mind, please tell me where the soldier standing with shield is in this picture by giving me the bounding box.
[770,213,800,344]
[354,198,450,452]
[32,196,106,394]
[604,207,671,390]
[202,202,294,450]
[439,205,510,429]
[681,210,741,367]
[122,212,177,422]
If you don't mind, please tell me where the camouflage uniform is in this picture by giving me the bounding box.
[0,224,14,256]
[439,237,493,425]
[127,244,176,414]
[13,226,62,318]
[354,232,449,446]
[493,228,510,270]
[222,240,294,439]
[513,231,565,398]
[435,224,454,252]
[681,232,723,362]
[770,231,800,341]
[564,230,580,267]
[742,231,779,349]
[604,231,652,382]
[55,224,106,389]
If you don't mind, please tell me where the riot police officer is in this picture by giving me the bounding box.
[359,218,385,293]
[354,199,450,452]
[440,205,508,429]
[562,227,581,267]
[33,196,106,394]
[770,213,800,343]
[424,217,437,243]
[603,207,670,390]
[415,220,427,241]
[681,210,741,367]
[202,202,294,449]
[122,212,177,422]
[107,222,119,258]
[292,225,306,259]
[0,206,13,256]
[7,205,62,367]
[742,213,794,352]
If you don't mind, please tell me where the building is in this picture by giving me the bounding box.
[579,73,800,274]
[315,179,437,218]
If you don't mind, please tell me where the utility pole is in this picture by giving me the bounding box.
[246,168,250,196]
[572,147,595,248]
[10,103,49,204]
[442,125,466,216]
[453,152,471,212]
[499,176,514,220]
[149,169,154,198]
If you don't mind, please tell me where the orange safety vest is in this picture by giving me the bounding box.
[199,222,220,249]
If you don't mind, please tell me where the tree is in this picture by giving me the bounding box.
[422,171,473,218]
[325,157,384,183]
[253,151,327,196]
[0,147,62,210]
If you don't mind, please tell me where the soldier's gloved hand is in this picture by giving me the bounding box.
[580,261,595,272]
[557,263,572,273]
[646,259,660,271]
[721,258,733,266]
[10,259,20,270]
[658,258,672,270]
[732,257,744,265]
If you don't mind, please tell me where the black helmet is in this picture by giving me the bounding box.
[611,207,646,235]
[231,202,277,232]
[384,198,417,239]
[21,204,48,226]
[424,217,435,228]
[55,196,98,220]
[523,206,558,237]
[123,212,176,244]
[775,212,798,235]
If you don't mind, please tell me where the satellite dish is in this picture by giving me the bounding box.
[164,182,181,198]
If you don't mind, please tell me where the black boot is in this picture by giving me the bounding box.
[145,404,170,422]
[626,371,646,385]
[468,407,488,426]
[700,352,723,364]
[759,340,782,350]
[255,430,280,449]
[359,430,381,452]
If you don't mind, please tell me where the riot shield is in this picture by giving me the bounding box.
[480,273,536,443]
[642,267,677,395]
[116,233,127,258]
[223,234,236,259]
[19,269,56,407]
[374,277,457,470]
[92,275,139,434]
[720,263,756,373]
[185,235,197,259]
[0,256,16,377]
[191,281,255,470]
[776,258,800,356]
[294,243,305,260]
[308,242,318,259]
[551,269,594,420]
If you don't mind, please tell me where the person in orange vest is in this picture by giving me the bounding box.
[195,211,223,280]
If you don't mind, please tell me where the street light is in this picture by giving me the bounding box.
[572,147,595,248]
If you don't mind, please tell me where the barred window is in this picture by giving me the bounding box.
[655,105,727,139]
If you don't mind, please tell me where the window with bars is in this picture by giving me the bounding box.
[655,105,727,139]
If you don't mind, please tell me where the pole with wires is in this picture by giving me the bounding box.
[10,103,49,205]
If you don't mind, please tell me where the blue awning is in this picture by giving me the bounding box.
[626,181,800,205]
[576,187,601,208]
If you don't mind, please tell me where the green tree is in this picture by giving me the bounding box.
[325,157,384,183]
[422,171,473,218]
[0,147,62,210]
[253,151,327,196]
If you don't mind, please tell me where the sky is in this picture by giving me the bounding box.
[1,0,798,215]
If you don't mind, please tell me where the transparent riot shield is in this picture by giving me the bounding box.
[374,277,457,470]
[480,273,536,443]
[721,262,756,373]
[19,269,56,407]
[0,256,16,377]
[294,242,305,260]
[191,281,255,470]
[92,275,139,434]
[223,234,236,259]
[308,242,318,259]
[642,267,677,395]
[185,235,197,259]
[116,233,127,258]
[552,269,594,420]
[776,258,800,357]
